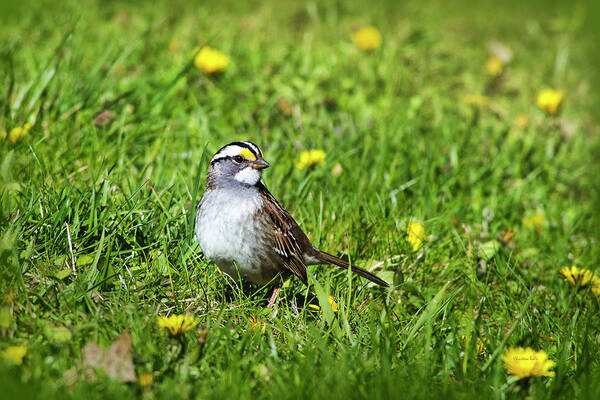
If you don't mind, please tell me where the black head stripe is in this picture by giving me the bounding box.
[243,141,263,157]
[230,141,260,158]
[210,155,231,165]
[210,141,263,165]
[215,141,261,159]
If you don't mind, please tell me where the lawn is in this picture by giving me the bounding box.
[1,0,600,398]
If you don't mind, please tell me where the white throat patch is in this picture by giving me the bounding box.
[234,167,261,185]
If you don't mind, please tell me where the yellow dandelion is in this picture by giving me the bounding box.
[9,127,26,143]
[1,345,27,365]
[139,372,154,387]
[522,214,545,232]
[560,265,594,287]
[462,93,489,108]
[157,315,197,336]
[537,89,564,115]
[352,26,382,51]
[406,221,426,251]
[0,130,6,140]
[485,56,503,77]
[296,149,326,170]
[194,46,230,75]
[502,347,555,380]
[328,295,339,312]
[559,266,600,296]
[514,114,529,129]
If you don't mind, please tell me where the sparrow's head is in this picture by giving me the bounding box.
[207,141,269,187]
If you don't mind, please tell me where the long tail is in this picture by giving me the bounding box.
[316,251,389,287]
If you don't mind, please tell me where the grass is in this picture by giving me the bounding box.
[1,0,600,398]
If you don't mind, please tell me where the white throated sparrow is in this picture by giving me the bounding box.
[195,141,388,300]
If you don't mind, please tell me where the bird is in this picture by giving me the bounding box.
[195,141,388,306]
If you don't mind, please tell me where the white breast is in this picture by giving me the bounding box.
[195,187,275,284]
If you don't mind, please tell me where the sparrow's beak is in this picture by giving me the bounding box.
[251,158,270,170]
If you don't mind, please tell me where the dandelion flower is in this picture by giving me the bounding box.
[559,266,600,296]
[139,372,154,387]
[462,93,489,108]
[157,315,197,336]
[522,214,545,232]
[194,46,230,75]
[328,295,339,312]
[406,221,426,251]
[485,56,503,77]
[9,127,24,143]
[537,89,564,115]
[7,123,31,143]
[514,114,529,129]
[502,347,555,379]
[1,130,6,140]
[296,149,326,170]
[352,26,382,51]
[1,345,27,365]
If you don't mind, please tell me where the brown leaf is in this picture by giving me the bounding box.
[277,97,293,116]
[82,331,137,382]
[498,228,515,244]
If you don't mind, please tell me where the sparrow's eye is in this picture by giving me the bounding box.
[233,155,244,163]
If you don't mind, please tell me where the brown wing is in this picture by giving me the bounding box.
[256,183,389,288]
[256,183,314,285]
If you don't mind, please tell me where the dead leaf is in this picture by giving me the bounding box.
[498,228,515,244]
[198,328,208,346]
[82,331,136,382]
[277,97,293,116]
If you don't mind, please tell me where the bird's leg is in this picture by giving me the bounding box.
[267,286,280,308]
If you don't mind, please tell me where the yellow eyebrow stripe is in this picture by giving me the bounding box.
[239,148,257,160]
